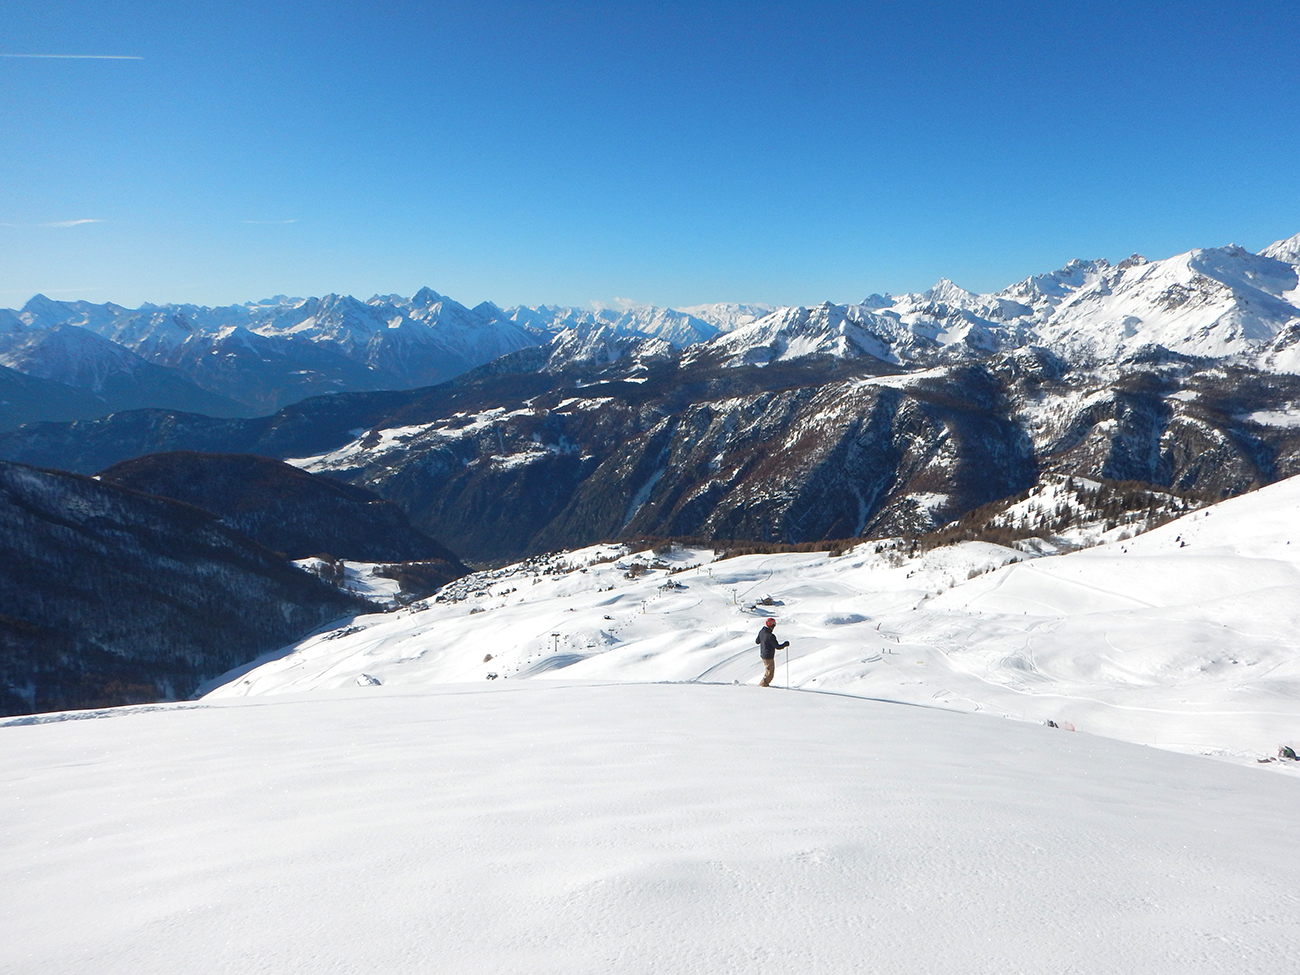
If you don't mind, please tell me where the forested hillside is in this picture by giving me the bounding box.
[98,451,466,572]
[0,460,370,716]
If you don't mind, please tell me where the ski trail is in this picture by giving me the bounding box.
[0,703,209,727]
[694,648,758,683]
[1011,562,1163,611]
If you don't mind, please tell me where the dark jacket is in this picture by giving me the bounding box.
[756,625,788,660]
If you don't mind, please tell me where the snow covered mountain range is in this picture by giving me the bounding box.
[0,321,252,429]
[0,289,763,420]
[697,235,1300,371]
[2,229,1299,567]
[4,231,1298,426]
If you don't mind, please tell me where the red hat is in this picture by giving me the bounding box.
[765,617,776,627]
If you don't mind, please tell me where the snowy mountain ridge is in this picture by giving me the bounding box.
[0,319,252,420]
[702,238,1300,372]
[4,231,1298,419]
[1,320,161,391]
[1259,229,1300,266]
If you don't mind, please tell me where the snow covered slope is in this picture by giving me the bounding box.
[1260,230,1300,266]
[205,474,1300,765]
[4,682,1299,974]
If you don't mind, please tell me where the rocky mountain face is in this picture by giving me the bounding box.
[0,460,371,716]
[97,452,468,572]
[5,335,1298,567]
[285,347,1300,564]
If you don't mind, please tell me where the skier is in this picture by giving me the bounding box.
[755,617,788,687]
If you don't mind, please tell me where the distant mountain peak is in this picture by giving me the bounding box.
[411,286,445,308]
[17,294,69,325]
[1260,231,1300,266]
[923,278,978,304]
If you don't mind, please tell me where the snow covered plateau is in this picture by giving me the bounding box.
[4,682,1298,974]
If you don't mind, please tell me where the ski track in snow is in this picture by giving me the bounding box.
[0,702,209,727]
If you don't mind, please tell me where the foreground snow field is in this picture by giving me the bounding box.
[206,475,1300,766]
[4,682,1299,974]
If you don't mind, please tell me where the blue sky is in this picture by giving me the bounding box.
[2,0,1298,309]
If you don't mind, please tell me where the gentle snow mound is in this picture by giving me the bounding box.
[4,682,1299,974]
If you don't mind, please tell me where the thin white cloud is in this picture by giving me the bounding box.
[240,219,299,225]
[0,54,143,60]
[0,219,103,228]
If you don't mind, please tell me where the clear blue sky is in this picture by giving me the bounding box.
[2,0,1298,310]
